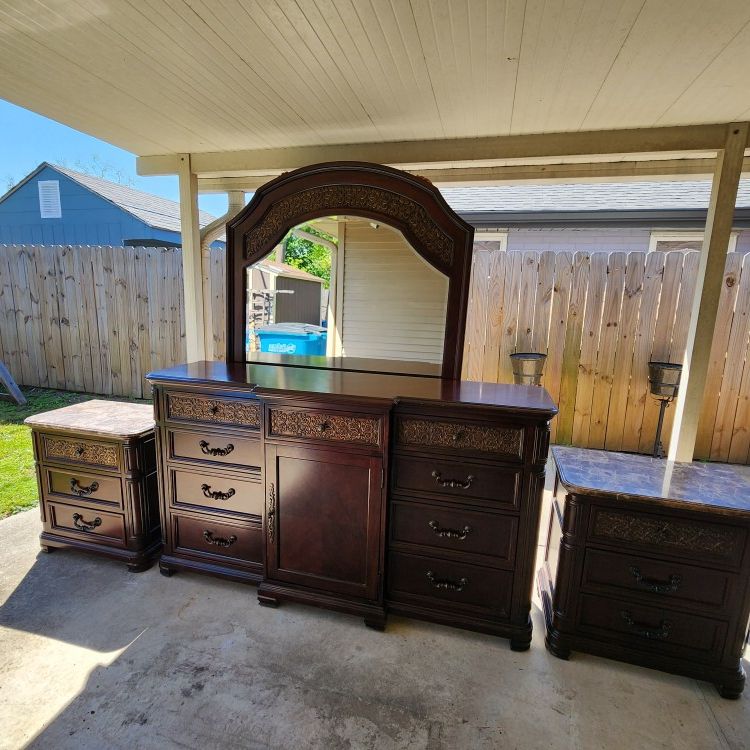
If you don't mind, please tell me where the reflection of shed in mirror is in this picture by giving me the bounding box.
[246,215,448,370]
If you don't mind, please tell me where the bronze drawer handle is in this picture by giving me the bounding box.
[318,420,330,433]
[74,445,85,456]
[431,470,475,490]
[70,478,99,496]
[209,404,220,416]
[203,530,237,548]
[199,440,234,457]
[629,566,682,594]
[201,483,236,501]
[428,520,472,540]
[267,483,276,544]
[72,513,102,532]
[426,570,468,592]
[620,610,672,640]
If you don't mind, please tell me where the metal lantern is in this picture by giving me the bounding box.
[648,361,683,458]
[510,352,547,386]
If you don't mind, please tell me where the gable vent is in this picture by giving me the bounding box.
[38,180,62,218]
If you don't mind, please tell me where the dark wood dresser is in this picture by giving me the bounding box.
[148,361,557,644]
[26,400,161,571]
[539,446,750,697]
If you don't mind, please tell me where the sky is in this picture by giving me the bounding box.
[0,98,229,217]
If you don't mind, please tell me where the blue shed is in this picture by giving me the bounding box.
[0,162,223,247]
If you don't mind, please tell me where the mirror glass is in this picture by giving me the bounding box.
[244,215,449,375]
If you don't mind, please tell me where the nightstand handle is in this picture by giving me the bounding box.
[203,531,237,548]
[72,513,102,532]
[629,566,681,594]
[620,610,672,640]
[428,520,472,540]
[431,470,475,490]
[426,570,468,592]
[70,478,99,496]
[201,484,235,501]
[199,440,234,457]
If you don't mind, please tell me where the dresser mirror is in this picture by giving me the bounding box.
[226,162,475,380]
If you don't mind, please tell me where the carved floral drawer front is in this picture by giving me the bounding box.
[590,507,746,566]
[41,434,120,471]
[268,408,382,447]
[395,416,523,460]
[166,392,261,429]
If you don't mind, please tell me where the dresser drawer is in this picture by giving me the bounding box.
[577,594,727,662]
[390,500,518,566]
[392,455,521,508]
[267,406,383,449]
[165,391,261,430]
[170,468,264,518]
[387,551,513,618]
[582,548,733,610]
[167,428,262,470]
[172,514,262,565]
[47,501,126,547]
[40,433,121,472]
[43,467,123,509]
[394,415,524,461]
[589,505,747,568]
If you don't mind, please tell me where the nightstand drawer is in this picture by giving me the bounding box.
[389,499,518,566]
[387,551,513,618]
[582,548,733,610]
[43,467,123,509]
[47,501,126,547]
[170,468,264,518]
[40,434,120,471]
[168,428,262,470]
[172,514,262,565]
[165,391,261,430]
[578,594,727,663]
[394,415,524,461]
[392,455,521,508]
[267,406,383,449]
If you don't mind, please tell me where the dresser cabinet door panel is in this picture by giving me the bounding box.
[47,501,126,546]
[171,468,264,518]
[577,594,727,662]
[387,551,513,618]
[45,468,123,509]
[266,444,383,600]
[389,499,518,566]
[582,548,732,610]
[168,428,262,470]
[392,455,521,508]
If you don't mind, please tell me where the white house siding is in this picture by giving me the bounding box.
[505,227,651,253]
[340,220,448,363]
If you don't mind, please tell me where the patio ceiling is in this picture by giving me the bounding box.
[1,0,750,166]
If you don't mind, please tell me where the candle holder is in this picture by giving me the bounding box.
[648,361,682,458]
[510,352,547,386]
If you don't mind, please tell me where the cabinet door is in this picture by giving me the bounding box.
[265,443,384,600]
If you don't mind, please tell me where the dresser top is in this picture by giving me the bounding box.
[147,361,558,417]
[553,446,750,516]
[24,399,155,438]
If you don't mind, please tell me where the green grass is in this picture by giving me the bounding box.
[0,388,148,519]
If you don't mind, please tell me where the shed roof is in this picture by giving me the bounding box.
[255,259,325,283]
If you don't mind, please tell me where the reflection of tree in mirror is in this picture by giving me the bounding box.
[282,224,336,288]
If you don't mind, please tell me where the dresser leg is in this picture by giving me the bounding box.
[159,563,175,577]
[510,635,531,652]
[258,593,280,608]
[128,559,152,573]
[39,544,55,553]
[544,630,572,660]
[364,614,386,632]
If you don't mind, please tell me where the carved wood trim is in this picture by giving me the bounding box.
[268,408,381,446]
[167,394,261,428]
[42,436,119,469]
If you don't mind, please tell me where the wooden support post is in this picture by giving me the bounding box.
[177,154,206,362]
[0,361,26,405]
[668,123,749,462]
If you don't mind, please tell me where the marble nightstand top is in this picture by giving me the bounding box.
[24,399,155,439]
[553,446,750,516]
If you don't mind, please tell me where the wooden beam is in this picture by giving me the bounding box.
[668,123,749,462]
[195,157,750,192]
[137,123,733,176]
[177,154,206,362]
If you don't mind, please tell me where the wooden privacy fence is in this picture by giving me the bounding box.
[2,244,750,464]
[462,248,750,463]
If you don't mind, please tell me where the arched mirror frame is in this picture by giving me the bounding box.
[226,161,474,380]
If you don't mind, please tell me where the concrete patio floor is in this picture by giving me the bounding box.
[1,507,748,750]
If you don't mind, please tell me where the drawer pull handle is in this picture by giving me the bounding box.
[620,610,672,640]
[318,420,330,433]
[201,483,236,501]
[629,566,682,594]
[69,478,99,496]
[199,440,235,457]
[426,570,468,592]
[203,530,237,548]
[452,430,464,443]
[74,445,85,456]
[72,513,102,532]
[267,483,276,544]
[209,404,220,416]
[428,520,472,540]
[431,470,475,490]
